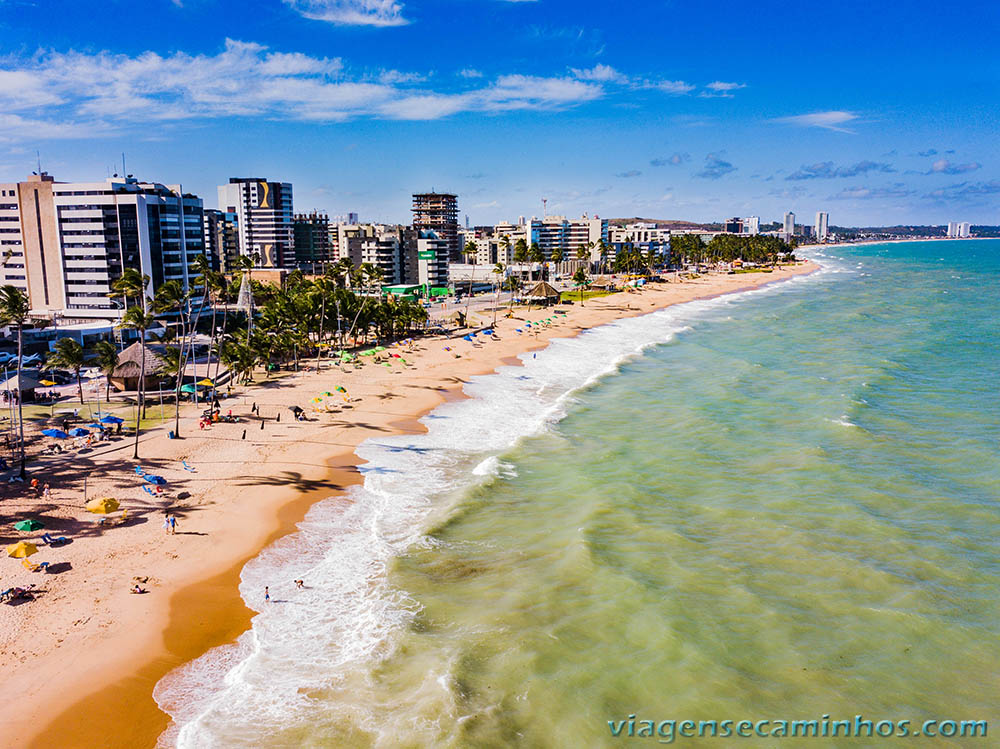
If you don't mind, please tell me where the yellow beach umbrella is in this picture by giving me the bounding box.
[7,541,38,558]
[86,496,120,514]
[39,379,58,387]
[197,378,215,387]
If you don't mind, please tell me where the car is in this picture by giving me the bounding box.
[20,353,42,366]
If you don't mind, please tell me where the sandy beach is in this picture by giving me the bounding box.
[0,263,815,748]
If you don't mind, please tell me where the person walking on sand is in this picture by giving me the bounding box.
[294,579,304,589]
[265,586,270,603]
[163,514,172,534]
[169,515,177,534]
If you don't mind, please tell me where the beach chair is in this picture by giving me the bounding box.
[181,460,196,473]
[0,588,11,603]
[117,509,130,525]
[142,485,157,497]
[22,559,48,573]
[134,465,145,476]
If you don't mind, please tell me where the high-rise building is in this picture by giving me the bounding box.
[724,217,743,234]
[526,215,608,260]
[293,212,333,272]
[948,221,972,238]
[0,172,205,322]
[783,211,795,237]
[203,209,239,273]
[608,223,671,266]
[218,178,294,268]
[742,216,760,236]
[411,228,450,288]
[412,193,459,262]
[815,211,829,241]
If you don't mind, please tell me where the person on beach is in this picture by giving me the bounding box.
[169,516,177,534]
[42,483,50,498]
[265,586,270,603]
[163,514,172,534]
[294,579,304,588]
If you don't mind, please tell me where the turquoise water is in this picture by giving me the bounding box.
[160,241,1000,747]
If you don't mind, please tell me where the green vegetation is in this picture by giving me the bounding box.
[559,289,612,303]
[670,233,795,266]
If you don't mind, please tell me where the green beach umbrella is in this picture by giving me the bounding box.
[180,383,201,393]
[373,346,387,352]
[14,519,44,532]
[360,349,376,356]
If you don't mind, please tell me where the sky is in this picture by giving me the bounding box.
[1,0,998,227]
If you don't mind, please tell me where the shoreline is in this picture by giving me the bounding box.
[6,263,818,748]
[797,236,994,251]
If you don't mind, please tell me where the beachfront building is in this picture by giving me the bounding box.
[293,212,333,272]
[947,221,972,238]
[412,192,459,262]
[411,229,450,288]
[608,223,671,267]
[0,172,206,323]
[218,178,294,268]
[783,211,795,239]
[742,216,760,236]
[815,211,830,242]
[526,215,608,263]
[203,209,240,273]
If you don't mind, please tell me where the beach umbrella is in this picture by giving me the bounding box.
[321,391,333,396]
[198,379,215,387]
[289,405,304,415]
[68,427,90,437]
[373,346,387,352]
[360,350,376,356]
[6,541,38,558]
[42,429,69,439]
[86,422,103,429]
[86,497,120,514]
[39,379,57,386]
[144,475,166,486]
[100,416,124,424]
[180,383,200,393]
[14,519,44,532]
[312,397,323,403]
[335,386,347,393]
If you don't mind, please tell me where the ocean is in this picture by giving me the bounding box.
[154,240,1000,747]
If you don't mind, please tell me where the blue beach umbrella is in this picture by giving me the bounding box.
[86,422,103,428]
[42,429,69,439]
[144,474,167,486]
[100,415,124,424]
[68,427,90,437]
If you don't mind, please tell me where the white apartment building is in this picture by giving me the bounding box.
[783,212,795,237]
[0,172,205,322]
[947,221,972,238]
[526,215,608,261]
[815,211,829,241]
[414,229,450,288]
[608,223,671,266]
[218,178,294,268]
[742,216,760,236]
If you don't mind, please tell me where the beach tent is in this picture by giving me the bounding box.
[197,379,215,387]
[6,541,38,558]
[180,383,201,394]
[86,497,120,514]
[1,372,42,400]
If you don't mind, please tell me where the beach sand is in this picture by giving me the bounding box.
[0,264,815,748]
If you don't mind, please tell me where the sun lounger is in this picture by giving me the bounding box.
[181,460,196,472]
[22,559,49,573]
[134,465,145,476]
[142,485,157,496]
[41,533,69,546]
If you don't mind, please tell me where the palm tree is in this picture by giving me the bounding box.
[153,280,194,438]
[550,245,564,278]
[92,340,119,403]
[118,305,156,459]
[463,241,478,326]
[0,285,31,477]
[492,262,505,327]
[110,267,150,312]
[572,266,591,306]
[46,337,86,405]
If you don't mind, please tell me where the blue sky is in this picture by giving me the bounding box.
[1,0,998,226]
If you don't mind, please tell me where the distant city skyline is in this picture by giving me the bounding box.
[1,0,997,225]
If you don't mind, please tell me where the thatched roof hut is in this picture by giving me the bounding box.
[524,281,561,304]
[110,342,170,392]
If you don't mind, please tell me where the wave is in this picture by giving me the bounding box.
[152,269,832,747]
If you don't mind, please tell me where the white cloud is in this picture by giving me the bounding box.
[928,159,981,175]
[772,110,859,133]
[0,113,113,142]
[701,80,746,97]
[283,0,408,27]
[459,68,484,79]
[654,80,695,95]
[570,64,625,83]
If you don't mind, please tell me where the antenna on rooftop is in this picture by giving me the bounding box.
[542,198,547,218]
[36,150,42,174]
